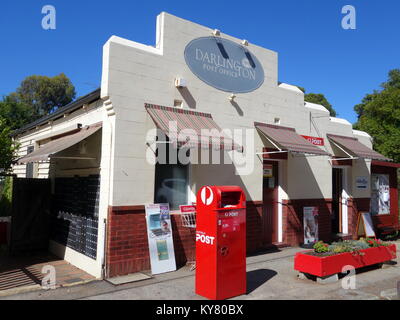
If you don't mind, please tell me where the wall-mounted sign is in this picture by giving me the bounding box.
[263,165,273,178]
[145,203,176,275]
[303,207,319,245]
[184,37,265,93]
[355,176,368,189]
[301,135,324,146]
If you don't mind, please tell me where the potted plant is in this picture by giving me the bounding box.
[294,238,396,280]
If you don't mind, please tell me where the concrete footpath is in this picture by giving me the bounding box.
[1,241,399,300]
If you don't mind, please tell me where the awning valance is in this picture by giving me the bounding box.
[17,123,102,164]
[255,122,329,156]
[327,134,391,161]
[145,104,242,152]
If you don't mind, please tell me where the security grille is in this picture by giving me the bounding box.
[51,175,100,259]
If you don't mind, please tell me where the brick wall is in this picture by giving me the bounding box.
[347,198,370,239]
[282,199,333,246]
[246,201,264,253]
[106,206,150,278]
[106,201,266,278]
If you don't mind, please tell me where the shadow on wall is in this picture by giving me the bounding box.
[230,100,244,117]
[282,154,333,245]
[178,87,196,109]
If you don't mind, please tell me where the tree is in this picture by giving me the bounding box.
[0,95,33,130]
[13,73,76,119]
[354,69,400,163]
[0,117,19,173]
[304,93,337,117]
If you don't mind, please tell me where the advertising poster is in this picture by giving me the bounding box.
[145,204,176,274]
[303,207,319,245]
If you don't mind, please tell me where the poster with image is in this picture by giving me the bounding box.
[145,204,176,274]
[303,207,319,245]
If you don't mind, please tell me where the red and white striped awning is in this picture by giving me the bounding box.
[145,104,242,152]
[255,122,329,156]
[327,134,391,161]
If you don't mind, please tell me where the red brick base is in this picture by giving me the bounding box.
[282,199,333,246]
[106,201,266,278]
[106,198,369,277]
[348,198,371,239]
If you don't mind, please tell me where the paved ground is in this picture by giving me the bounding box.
[0,249,95,296]
[1,240,399,300]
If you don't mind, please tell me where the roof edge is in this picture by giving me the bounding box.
[11,88,101,137]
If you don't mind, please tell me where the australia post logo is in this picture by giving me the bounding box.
[196,231,215,245]
[200,186,214,206]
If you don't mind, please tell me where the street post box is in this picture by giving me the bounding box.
[195,186,246,300]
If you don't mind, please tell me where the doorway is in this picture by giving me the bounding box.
[332,168,343,234]
[262,161,279,245]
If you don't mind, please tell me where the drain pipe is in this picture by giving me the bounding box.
[101,99,115,279]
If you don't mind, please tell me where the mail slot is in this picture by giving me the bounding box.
[195,186,246,300]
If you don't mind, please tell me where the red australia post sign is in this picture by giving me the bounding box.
[302,135,324,146]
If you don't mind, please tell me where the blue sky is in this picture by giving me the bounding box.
[1,0,399,123]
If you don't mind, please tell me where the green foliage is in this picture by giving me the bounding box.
[0,95,33,130]
[304,93,337,117]
[361,237,389,247]
[313,241,329,253]
[354,69,400,163]
[313,239,389,255]
[0,176,13,217]
[12,73,76,120]
[0,118,19,172]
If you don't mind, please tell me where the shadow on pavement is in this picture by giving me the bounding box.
[246,269,277,294]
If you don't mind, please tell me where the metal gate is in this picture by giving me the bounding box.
[9,178,52,255]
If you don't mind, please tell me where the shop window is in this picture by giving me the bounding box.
[370,174,390,215]
[26,146,34,178]
[154,142,188,210]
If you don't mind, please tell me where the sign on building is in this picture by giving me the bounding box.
[185,37,265,93]
[355,176,368,189]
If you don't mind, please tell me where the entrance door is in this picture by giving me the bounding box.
[262,161,278,245]
[332,168,343,234]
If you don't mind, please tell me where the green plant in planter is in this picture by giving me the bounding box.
[362,237,389,248]
[313,241,329,253]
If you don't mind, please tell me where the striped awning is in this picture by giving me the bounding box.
[255,122,329,156]
[17,123,102,164]
[145,104,242,152]
[327,134,391,161]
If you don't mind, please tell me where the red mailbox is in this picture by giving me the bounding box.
[195,186,246,300]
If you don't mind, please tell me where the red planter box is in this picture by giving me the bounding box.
[294,244,397,277]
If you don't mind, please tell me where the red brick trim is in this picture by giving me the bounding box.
[106,201,266,277]
[282,198,333,245]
